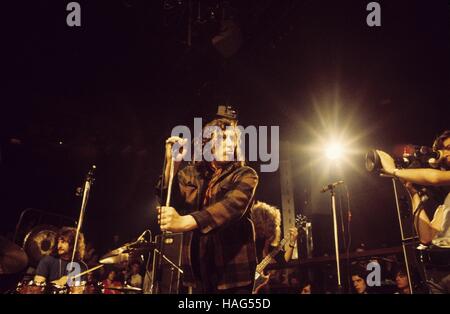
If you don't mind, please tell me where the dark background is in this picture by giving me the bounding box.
[1,0,449,255]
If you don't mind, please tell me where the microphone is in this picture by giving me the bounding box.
[123,231,148,250]
[320,180,344,193]
[116,233,148,253]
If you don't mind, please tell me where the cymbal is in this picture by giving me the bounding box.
[100,241,156,264]
[110,242,156,255]
[0,236,28,274]
[23,224,58,267]
[99,253,130,265]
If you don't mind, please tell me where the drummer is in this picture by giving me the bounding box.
[34,227,88,286]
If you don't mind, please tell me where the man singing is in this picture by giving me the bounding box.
[156,113,258,293]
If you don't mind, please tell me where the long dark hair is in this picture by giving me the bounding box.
[52,227,86,261]
[193,117,245,168]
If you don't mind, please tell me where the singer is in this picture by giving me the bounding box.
[156,114,259,294]
[377,130,450,293]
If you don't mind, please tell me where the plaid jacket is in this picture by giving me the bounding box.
[157,161,258,290]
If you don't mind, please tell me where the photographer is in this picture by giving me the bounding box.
[376,130,450,293]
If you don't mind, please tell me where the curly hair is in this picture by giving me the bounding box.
[52,227,86,261]
[250,201,281,246]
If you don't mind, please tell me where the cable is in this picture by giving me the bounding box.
[141,228,154,293]
[343,183,352,294]
[160,145,167,204]
[338,189,345,250]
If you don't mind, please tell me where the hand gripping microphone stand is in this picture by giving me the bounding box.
[154,156,183,294]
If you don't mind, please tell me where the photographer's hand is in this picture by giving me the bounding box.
[376,150,396,175]
[377,150,450,186]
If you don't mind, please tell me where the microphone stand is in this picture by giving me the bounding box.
[69,165,96,284]
[154,157,181,294]
[326,186,343,293]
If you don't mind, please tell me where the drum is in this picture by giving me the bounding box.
[56,281,102,294]
[67,283,87,294]
[49,281,87,294]
[16,281,46,294]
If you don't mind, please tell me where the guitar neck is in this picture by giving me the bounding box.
[256,239,287,273]
[255,218,302,274]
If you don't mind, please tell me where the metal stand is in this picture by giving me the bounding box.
[327,188,343,292]
[152,236,184,294]
[154,248,184,274]
[69,166,96,280]
[154,158,183,294]
[165,158,175,209]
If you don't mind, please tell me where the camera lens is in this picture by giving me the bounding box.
[365,150,381,173]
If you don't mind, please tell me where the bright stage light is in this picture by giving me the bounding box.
[325,143,344,160]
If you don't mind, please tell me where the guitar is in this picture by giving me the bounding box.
[252,238,288,294]
[252,214,307,294]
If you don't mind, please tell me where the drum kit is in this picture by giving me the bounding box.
[13,279,144,295]
[0,226,156,295]
[1,166,161,295]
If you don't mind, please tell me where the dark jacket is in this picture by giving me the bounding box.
[157,161,258,290]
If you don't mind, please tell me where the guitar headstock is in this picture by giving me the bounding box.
[276,214,309,249]
[295,214,309,229]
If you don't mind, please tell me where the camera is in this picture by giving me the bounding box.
[365,145,443,173]
[401,145,443,169]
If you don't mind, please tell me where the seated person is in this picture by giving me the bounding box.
[34,227,88,289]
